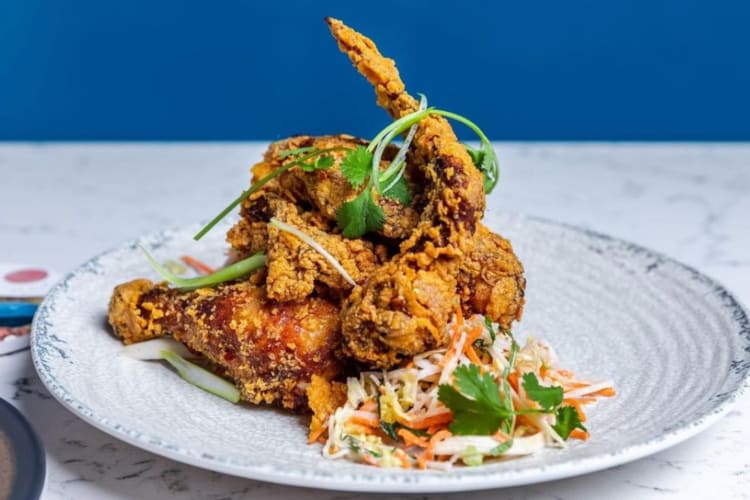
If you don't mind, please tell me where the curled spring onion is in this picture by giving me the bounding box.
[269,217,356,287]
[431,109,500,193]
[142,248,266,291]
[373,94,428,194]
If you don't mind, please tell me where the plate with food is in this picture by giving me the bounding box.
[31,18,750,492]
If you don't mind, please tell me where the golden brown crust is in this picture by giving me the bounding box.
[328,18,488,368]
[457,224,526,328]
[107,279,342,410]
[306,375,347,442]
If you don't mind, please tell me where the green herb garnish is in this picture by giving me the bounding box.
[553,406,587,440]
[521,372,564,411]
[142,248,266,291]
[339,146,372,188]
[437,364,513,435]
[336,189,386,239]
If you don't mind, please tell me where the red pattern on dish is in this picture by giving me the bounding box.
[0,325,31,340]
[4,269,48,283]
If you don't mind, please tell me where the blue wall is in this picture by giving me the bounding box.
[1,1,748,141]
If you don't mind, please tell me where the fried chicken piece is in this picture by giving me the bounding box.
[265,197,385,301]
[227,185,384,302]
[458,224,526,328]
[328,18,487,368]
[108,278,342,410]
[306,375,347,443]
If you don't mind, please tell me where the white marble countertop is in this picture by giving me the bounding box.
[1,143,748,499]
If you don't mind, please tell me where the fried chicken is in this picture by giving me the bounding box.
[328,18,488,367]
[227,181,384,302]
[107,18,527,419]
[108,278,342,410]
[458,224,525,328]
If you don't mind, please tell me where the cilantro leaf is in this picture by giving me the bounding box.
[522,372,563,411]
[379,175,412,205]
[438,364,512,435]
[553,406,587,440]
[336,189,385,238]
[340,146,372,188]
[465,143,498,194]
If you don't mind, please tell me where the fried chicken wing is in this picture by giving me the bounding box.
[108,278,342,410]
[328,18,487,367]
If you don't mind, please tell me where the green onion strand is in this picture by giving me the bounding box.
[142,248,266,291]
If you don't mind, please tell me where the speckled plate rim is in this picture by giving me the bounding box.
[30,215,750,493]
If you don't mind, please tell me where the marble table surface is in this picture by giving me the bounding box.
[1,143,748,499]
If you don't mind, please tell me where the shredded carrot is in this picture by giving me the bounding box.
[563,399,587,422]
[588,387,617,398]
[394,448,412,468]
[507,372,519,392]
[562,381,590,391]
[180,255,215,275]
[359,399,377,413]
[425,425,445,435]
[454,304,464,326]
[308,425,327,444]
[575,397,597,405]
[349,414,380,428]
[397,428,429,448]
[465,345,483,367]
[493,428,511,441]
[569,428,589,440]
[463,326,483,351]
[407,412,453,430]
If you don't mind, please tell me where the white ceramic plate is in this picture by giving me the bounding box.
[30,214,750,492]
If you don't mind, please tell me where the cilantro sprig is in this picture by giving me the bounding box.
[438,364,513,435]
[553,406,587,440]
[336,101,431,238]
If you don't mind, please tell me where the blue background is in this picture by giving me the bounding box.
[1,1,748,141]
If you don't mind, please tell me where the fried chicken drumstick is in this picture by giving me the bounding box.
[108,278,342,410]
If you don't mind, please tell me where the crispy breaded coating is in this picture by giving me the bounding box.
[329,18,488,368]
[265,197,384,301]
[458,224,525,328]
[306,375,347,442]
[108,279,342,410]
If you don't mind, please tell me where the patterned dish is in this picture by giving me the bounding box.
[30,213,750,492]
